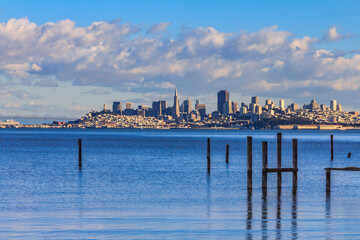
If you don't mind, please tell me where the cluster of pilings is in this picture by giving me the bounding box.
[206,133,298,192]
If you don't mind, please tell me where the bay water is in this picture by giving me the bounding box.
[0,129,359,239]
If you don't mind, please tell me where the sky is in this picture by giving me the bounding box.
[1,0,360,118]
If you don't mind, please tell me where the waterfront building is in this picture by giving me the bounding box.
[330,100,337,111]
[172,88,180,119]
[113,102,122,115]
[217,90,229,114]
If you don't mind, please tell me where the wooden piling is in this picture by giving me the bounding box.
[292,139,298,193]
[277,133,282,189]
[226,144,229,164]
[207,138,211,173]
[326,169,331,193]
[262,141,268,190]
[78,139,82,168]
[331,135,334,160]
[247,136,252,190]
[348,153,351,158]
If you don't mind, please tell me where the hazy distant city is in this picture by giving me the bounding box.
[3,89,360,130]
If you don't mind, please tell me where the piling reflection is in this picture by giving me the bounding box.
[291,192,298,239]
[261,189,268,240]
[246,190,253,240]
[275,190,282,240]
[77,170,84,225]
[206,174,211,229]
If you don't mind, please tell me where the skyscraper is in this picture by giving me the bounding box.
[279,98,285,110]
[172,88,180,119]
[330,100,337,111]
[223,100,233,114]
[183,99,192,113]
[112,101,122,115]
[217,90,229,114]
[152,101,162,118]
[251,96,259,105]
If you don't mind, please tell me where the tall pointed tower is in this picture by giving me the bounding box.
[172,88,180,119]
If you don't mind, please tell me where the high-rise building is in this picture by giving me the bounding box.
[112,102,122,115]
[217,90,230,114]
[265,99,272,105]
[172,88,180,119]
[321,104,327,111]
[279,98,285,110]
[232,102,239,114]
[159,100,167,114]
[126,102,132,109]
[290,103,299,111]
[103,104,107,111]
[196,103,206,117]
[183,99,192,113]
[152,101,162,118]
[337,103,342,111]
[223,100,233,115]
[251,96,259,105]
[330,100,337,111]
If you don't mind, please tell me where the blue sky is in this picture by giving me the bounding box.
[0,0,360,117]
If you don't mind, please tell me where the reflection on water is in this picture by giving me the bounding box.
[246,191,253,240]
[261,189,268,240]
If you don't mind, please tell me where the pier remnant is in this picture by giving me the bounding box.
[262,136,298,193]
[331,135,334,160]
[78,139,82,168]
[207,138,211,173]
[262,141,268,190]
[325,167,360,194]
[226,144,229,164]
[348,153,351,158]
[277,133,282,189]
[292,139,298,193]
[247,136,253,190]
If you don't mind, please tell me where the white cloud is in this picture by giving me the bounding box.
[322,26,353,42]
[0,18,359,112]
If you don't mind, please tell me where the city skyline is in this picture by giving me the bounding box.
[1,1,360,118]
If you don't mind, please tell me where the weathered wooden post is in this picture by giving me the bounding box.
[326,169,331,194]
[292,139,298,193]
[226,144,229,164]
[262,141,268,190]
[207,138,211,173]
[277,133,282,189]
[78,139,82,168]
[331,135,334,160]
[348,152,351,158]
[247,136,252,190]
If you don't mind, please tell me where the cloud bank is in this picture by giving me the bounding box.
[0,18,360,113]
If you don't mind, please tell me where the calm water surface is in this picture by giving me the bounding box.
[0,129,360,239]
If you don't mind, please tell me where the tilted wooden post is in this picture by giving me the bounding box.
[262,141,268,190]
[207,138,211,173]
[331,135,334,160]
[78,139,82,168]
[247,136,252,190]
[326,169,331,193]
[226,144,229,164]
[292,139,298,193]
[277,133,282,189]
